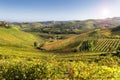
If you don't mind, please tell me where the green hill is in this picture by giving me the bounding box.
[0,26,49,59]
[0,27,41,48]
[111,25,120,35]
[15,17,120,34]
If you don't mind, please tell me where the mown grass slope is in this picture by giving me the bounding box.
[0,26,50,59]
[0,27,41,48]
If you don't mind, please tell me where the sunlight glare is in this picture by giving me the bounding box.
[101,8,110,18]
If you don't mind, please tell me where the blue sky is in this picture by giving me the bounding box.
[0,0,120,22]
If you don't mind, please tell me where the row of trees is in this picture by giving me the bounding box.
[0,21,10,28]
[33,42,44,50]
[76,40,97,52]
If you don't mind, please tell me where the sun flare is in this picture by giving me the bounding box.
[101,8,110,18]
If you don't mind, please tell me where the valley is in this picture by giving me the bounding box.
[0,18,120,79]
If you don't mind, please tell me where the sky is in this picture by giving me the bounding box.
[0,0,120,22]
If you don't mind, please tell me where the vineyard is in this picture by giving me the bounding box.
[77,39,120,52]
[43,38,120,52]
[94,39,120,52]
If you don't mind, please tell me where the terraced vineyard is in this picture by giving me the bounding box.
[77,39,120,52]
[44,38,120,52]
[94,39,120,52]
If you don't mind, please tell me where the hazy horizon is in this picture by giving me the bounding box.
[0,0,120,22]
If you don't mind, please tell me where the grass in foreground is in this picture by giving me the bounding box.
[0,46,120,79]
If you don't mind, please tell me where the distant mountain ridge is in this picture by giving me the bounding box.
[1,17,120,32]
[22,17,120,28]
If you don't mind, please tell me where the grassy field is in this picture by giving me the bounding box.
[0,46,120,79]
[0,27,35,47]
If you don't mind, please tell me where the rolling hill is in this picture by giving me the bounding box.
[7,17,120,34]
[111,25,120,35]
[0,26,42,49]
[43,29,120,52]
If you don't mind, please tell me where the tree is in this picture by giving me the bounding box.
[34,42,38,47]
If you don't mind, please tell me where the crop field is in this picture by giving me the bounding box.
[76,39,120,52]
[43,38,120,53]
[95,39,120,52]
